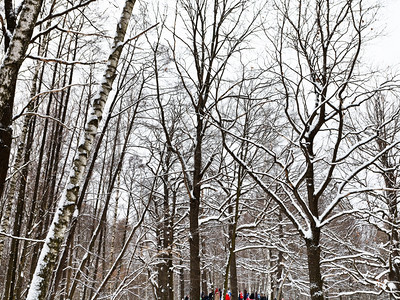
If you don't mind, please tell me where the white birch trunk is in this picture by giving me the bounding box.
[25,1,137,299]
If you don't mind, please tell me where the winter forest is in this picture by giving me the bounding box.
[1,0,400,299]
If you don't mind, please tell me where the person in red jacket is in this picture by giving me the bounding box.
[225,291,231,300]
[214,288,220,300]
[239,291,244,300]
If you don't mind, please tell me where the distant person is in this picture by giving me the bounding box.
[215,288,220,300]
[202,291,210,300]
[239,290,244,300]
[184,295,189,300]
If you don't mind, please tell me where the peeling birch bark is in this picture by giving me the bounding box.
[25,1,138,299]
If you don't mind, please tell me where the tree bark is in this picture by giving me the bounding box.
[179,255,185,300]
[306,228,324,300]
[201,238,208,295]
[13,28,50,295]
[276,212,284,300]
[0,0,44,199]
[158,150,174,300]
[190,114,203,300]
[0,91,35,264]
[5,107,35,300]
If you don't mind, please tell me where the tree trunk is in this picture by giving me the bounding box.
[266,249,272,300]
[0,92,35,264]
[306,228,324,300]
[202,239,208,295]
[229,249,238,299]
[4,106,35,300]
[276,212,284,300]
[0,0,44,199]
[13,36,49,297]
[29,30,68,279]
[224,163,244,298]
[180,256,185,300]
[190,113,203,300]
[158,151,174,300]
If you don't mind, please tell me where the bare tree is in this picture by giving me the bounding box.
[357,90,400,298]
[164,1,260,297]
[218,1,396,299]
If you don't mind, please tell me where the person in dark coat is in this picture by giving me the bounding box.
[201,291,208,300]
[184,296,189,300]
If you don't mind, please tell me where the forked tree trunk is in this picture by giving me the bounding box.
[25,1,137,298]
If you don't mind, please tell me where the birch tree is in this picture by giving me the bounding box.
[25,1,146,298]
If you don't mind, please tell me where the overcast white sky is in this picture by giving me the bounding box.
[99,0,399,68]
[365,0,400,67]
